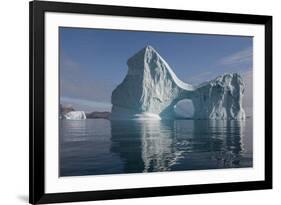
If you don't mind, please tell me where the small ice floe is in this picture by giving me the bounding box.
[63,111,86,120]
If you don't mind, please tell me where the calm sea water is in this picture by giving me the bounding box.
[59,119,253,177]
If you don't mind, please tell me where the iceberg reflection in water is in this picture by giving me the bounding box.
[59,119,252,177]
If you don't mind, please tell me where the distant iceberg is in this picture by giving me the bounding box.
[111,45,245,120]
[63,111,86,120]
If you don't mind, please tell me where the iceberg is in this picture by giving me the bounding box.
[111,45,245,120]
[193,73,245,120]
[63,111,86,120]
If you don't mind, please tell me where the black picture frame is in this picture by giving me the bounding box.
[29,0,272,204]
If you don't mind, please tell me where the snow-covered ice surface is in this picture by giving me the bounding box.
[63,111,87,120]
[111,45,245,120]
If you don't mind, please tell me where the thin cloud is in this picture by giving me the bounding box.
[219,47,253,66]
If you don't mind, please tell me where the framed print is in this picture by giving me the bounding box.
[29,0,272,204]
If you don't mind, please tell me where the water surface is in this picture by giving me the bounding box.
[59,119,252,176]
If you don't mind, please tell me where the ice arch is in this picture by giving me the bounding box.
[111,45,245,120]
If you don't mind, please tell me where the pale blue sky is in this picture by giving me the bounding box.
[60,27,253,113]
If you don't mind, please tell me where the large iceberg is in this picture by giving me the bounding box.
[111,45,245,120]
[63,111,86,120]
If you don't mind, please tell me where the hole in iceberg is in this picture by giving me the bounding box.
[174,99,194,119]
